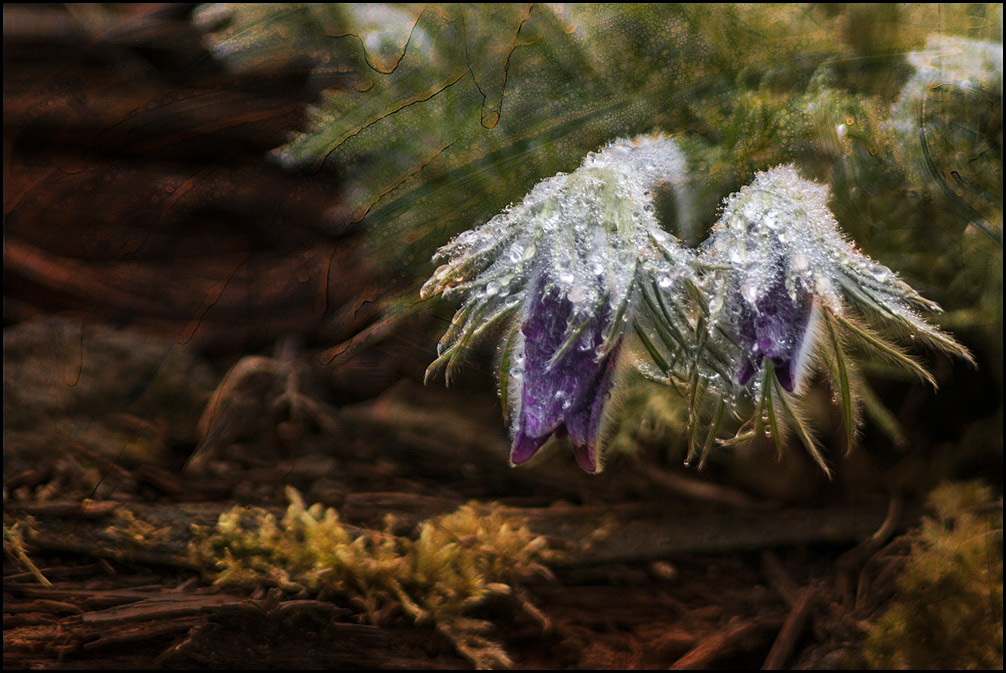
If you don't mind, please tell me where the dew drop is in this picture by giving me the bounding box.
[741,279,760,304]
[657,274,674,289]
[764,209,780,230]
[555,390,572,410]
[792,252,809,272]
[869,264,891,282]
[709,293,724,315]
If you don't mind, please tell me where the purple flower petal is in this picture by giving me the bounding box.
[511,430,548,465]
[736,276,814,393]
[565,343,619,473]
[511,281,616,471]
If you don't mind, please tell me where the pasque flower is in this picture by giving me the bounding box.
[421,134,694,472]
[696,165,973,469]
[704,165,971,388]
[702,167,827,396]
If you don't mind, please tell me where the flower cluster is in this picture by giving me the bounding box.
[422,136,971,474]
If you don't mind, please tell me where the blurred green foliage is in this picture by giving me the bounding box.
[195,4,1000,281]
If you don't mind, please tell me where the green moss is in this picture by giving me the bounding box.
[101,509,174,561]
[3,517,51,587]
[190,488,556,668]
[860,481,1003,670]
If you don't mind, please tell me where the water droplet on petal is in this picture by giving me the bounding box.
[815,277,840,308]
[742,279,760,304]
[764,209,780,230]
[869,264,891,282]
[709,293,724,315]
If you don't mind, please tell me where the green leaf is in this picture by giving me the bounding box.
[633,322,669,374]
[832,312,937,388]
[771,373,830,476]
[498,322,521,418]
[824,310,855,450]
[764,368,783,459]
[693,397,726,468]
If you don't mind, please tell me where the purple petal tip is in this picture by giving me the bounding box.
[573,443,598,473]
[511,431,547,465]
[774,360,796,392]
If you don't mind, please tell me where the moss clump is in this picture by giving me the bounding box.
[860,481,1003,669]
[190,488,554,668]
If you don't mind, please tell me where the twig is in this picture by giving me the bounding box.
[5,500,121,518]
[83,617,203,651]
[4,523,52,587]
[762,585,815,670]
[4,599,82,615]
[837,495,904,608]
[635,461,772,509]
[670,614,782,669]
[760,551,800,607]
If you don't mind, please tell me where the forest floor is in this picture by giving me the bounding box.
[2,367,909,669]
